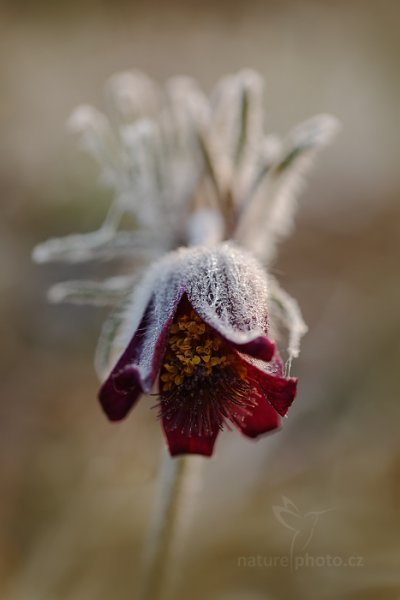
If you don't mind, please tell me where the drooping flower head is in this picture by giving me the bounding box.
[98,244,297,455]
[33,70,339,456]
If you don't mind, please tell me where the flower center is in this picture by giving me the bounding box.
[159,303,258,438]
[160,309,236,392]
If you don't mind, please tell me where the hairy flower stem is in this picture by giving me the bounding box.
[140,451,202,600]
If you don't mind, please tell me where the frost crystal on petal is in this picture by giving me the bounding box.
[184,244,270,343]
[108,243,272,383]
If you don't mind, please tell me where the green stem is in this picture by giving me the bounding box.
[140,451,200,600]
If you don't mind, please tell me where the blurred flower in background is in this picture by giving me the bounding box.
[1,1,400,599]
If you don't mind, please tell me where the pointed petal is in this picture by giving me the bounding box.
[98,368,141,421]
[108,255,187,392]
[242,355,298,417]
[259,371,297,416]
[98,327,143,420]
[98,284,181,420]
[236,388,281,438]
[99,283,182,421]
[162,418,219,457]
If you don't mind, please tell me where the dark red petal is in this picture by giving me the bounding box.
[161,417,219,457]
[97,309,146,421]
[98,367,141,421]
[240,354,297,417]
[232,335,275,362]
[98,286,184,421]
[258,372,297,416]
[237,389,281,438]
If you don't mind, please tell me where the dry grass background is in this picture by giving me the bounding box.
[1,1,400,598]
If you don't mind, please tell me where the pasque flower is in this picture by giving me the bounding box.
[99,244,296,455]
[33,69,339,456]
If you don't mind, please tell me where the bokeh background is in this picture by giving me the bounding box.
[1,1,400,599]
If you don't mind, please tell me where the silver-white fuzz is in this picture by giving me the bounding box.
[32,70,339,377]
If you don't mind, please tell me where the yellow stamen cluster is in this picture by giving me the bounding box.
[161,310,233,392]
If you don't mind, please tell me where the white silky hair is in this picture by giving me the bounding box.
[98,243,272,382]
[33,69,339,377]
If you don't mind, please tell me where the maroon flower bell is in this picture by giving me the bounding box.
[99,243,297,456]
